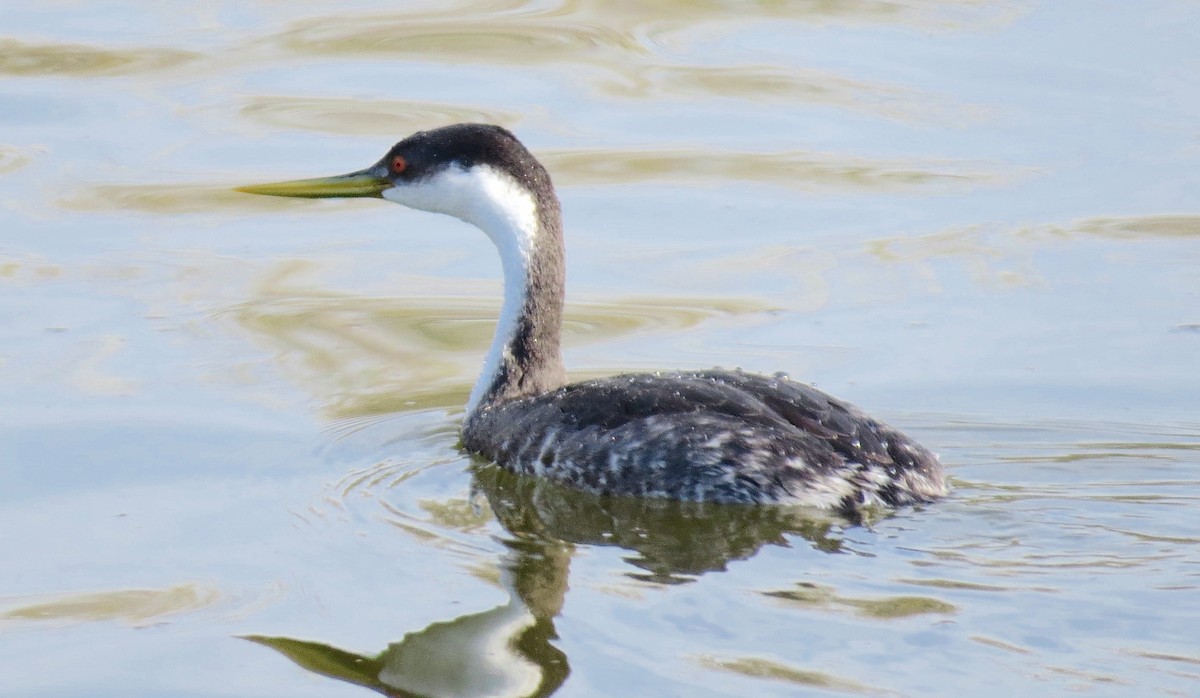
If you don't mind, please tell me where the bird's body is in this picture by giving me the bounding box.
[240,123,946,513]
[465,369,943,510]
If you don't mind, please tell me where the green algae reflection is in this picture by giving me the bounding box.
[697,655,877,695]
[0,583,220,627]
[0,38,196,77]
[224,261,771,418]
[764,581,957,619]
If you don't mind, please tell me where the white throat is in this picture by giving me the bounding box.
[382,165,540,415]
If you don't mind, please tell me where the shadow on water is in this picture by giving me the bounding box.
[248,461,852,697]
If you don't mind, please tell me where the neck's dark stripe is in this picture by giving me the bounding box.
[478,166,567,408]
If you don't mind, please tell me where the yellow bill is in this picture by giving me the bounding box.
[236,171,390,199]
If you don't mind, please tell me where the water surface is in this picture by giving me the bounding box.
[1,1,1198,696]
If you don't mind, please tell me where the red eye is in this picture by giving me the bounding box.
[391,155,407,173]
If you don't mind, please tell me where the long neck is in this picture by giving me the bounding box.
[464,170,567,416]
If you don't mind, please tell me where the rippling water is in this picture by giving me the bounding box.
[1,2,1198,696]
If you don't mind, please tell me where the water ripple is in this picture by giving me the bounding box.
[593,63,967,120]
[239,96,523,136]
[60,146,1005,215]
[222,271,768,417]
[0,583,221,628]
[0,38,197,77]
[694,655,878,694]
[257,2,1008,114]
[763,581,957,619]
[275,11,643,65]
[0,144,37,175]
[58,182,317,215]
[545,148,1006,191]
[270,0,1022,68]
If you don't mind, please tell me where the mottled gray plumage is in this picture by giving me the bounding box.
[465,368,945,513]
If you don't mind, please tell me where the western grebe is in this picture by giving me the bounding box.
[239,123,946,513]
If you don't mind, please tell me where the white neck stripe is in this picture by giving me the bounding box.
[382,165,539,414]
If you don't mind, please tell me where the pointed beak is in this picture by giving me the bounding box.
[236,168,391,199]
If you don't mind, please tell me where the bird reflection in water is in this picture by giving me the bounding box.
[246,464,849,697]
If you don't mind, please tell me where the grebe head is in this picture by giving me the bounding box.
[236,123,555,236]
[238,123,568,413]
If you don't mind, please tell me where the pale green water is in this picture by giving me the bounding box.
[1,2,1199,696]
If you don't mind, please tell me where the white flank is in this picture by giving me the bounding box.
[382,165,539,414]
